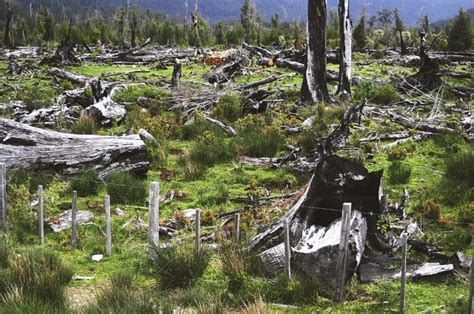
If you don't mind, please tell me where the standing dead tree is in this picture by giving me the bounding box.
[301,0,330,104]
[336,0,352,95]
[3,1,13,49]
[191,0,202,48]
[130,10,138,48]
[172,59,182,89]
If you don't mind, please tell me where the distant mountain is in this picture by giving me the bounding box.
[17,0,474,26]
[432,8,474,28]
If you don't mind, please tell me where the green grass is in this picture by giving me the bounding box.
[1,53,472,313]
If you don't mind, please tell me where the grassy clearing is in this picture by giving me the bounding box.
[0,53,472,312]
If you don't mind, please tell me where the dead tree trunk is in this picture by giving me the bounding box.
[171,59,182,89]
[301,0,330,104]
[0,118,149,178]
[3,1,12,49]
[130,10,138,48]
[336,0,352,95]
[399,31,408,55]
[191,0,201,48]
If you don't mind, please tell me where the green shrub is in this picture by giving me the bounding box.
[236,115,285,157]
[196,184,229,207]
[265,274,328,305]
[181,114,223,140]
[125,105,181,140]
[147,142,168,169]
[189,131,236,168]
[433,133,463,153]
[214,93,243,123]
[176,154,208,180]
[370,84,400,105]
[388,161,412,184]
[414,199,441,220]
[4,184,36,243]
[18,86,56,112]
[0,236,10,269]
[112,85,170,103]
[151,244,210,289]
[88,272,162,313]
[296,104,330,154]
[0,299,65,314]
[218,239,263,294]
[386,142,416,161]
[71,170,101,197]
[446,151,474,186]
[9,171,54,194]
[353,81,375,102]
[0,248,73,307]
[105,172,146,205]
[457,202,474,224]
[71,115,97,134]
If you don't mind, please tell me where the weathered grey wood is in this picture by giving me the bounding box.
[469,246,474,314]
[0,163,6,230]
[334,203,352,301]
[148,182,159,249]
[283,219,291,280]
[49,67,88,85]
[195,208,201,255]
[105,195,111,256]
[400,233,408,314]
[38,185,44,246]
[336,0,352,95]
[301,0,329,103]
[204,116,237,137]
[0,118,149,178]
[172,59,182,89]
[71,191,78,250]
[234,213,241,243]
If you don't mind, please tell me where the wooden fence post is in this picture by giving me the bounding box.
[195,208,201,255]
[148,182,159,249]
[469,246,474,314]
[105,195,111,256]
[283,218,291,280]
[71,191,78,250]
[334,202,352,302]
[400,232,408,314]
[38,185,44,246]
[234,213,241,243]
[0,163,6,230]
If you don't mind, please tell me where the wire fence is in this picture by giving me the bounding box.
[0,164,472,311]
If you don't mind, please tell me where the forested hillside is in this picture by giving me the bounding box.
[9,0,474,24]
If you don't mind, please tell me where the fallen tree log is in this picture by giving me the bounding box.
[0,118,149,177]
[207,56,250,84]
[389,111,457,134]
[358,254,453,283]
[49,67,88,85]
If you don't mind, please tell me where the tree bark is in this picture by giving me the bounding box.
[336,0,352,95]
[130,11,138,48]
[0,118,149,178]
[192,0,201,48]
[171,59,182,89]
[399,31,408,55]
[301,0,330,104]
[3,1,12,49]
